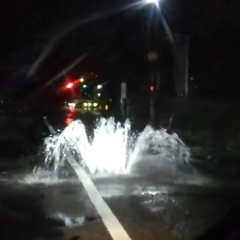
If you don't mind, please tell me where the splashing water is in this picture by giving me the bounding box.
[43,117,191,176]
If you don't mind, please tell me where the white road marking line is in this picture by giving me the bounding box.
[44,120,131,239]
[66,153,132,240]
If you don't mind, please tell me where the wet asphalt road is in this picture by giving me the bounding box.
[1,164,240,240]
[0,108,240,240]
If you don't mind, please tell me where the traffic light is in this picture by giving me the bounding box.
[66,83,73,89]
[82,84,87,89]
[150,85,154,92]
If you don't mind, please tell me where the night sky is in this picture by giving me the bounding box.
[1,0,240,101]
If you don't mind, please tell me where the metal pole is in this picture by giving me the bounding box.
[174,35,189,97]
[147,52,158,125]
[120,82,127,119]
[156,61,160,92]
[150,68,155,125]
[150,98,155,124]
[121,99,125,118]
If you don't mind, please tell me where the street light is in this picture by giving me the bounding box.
[143,0,175,45]
[145,0,160,8]
[80,77,84,83]
[97,85,102,90]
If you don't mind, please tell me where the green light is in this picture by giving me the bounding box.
[83,84,87,89]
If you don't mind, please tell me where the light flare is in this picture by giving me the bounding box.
[145,0,160,8]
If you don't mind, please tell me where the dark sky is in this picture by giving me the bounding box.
[1,0,240,100]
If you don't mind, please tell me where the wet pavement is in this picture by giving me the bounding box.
[0,163,105,240]
[1,158,240,240]
[0,109,240,240]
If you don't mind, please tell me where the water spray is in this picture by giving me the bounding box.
[43,116,191,176]
[42,116,132,240]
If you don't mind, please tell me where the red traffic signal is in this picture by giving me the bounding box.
[150,85,154,92]
[66,83,73,89]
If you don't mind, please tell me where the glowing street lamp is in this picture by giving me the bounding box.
[145,0,160,8]
[80,77,84,82]
[143,0,175,44]
[97,84,102,90]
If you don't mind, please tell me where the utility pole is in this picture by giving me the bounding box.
[147,51,159,125]
[120,82,127,119]
[174,35,189,97]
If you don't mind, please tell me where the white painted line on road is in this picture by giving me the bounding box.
[43,119,131,239]
[66,153,132,240]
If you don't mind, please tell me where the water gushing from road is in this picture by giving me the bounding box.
[43,117,191,175]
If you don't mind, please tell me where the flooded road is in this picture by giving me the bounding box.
[0,157,239,240]
[0,108,239,239]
